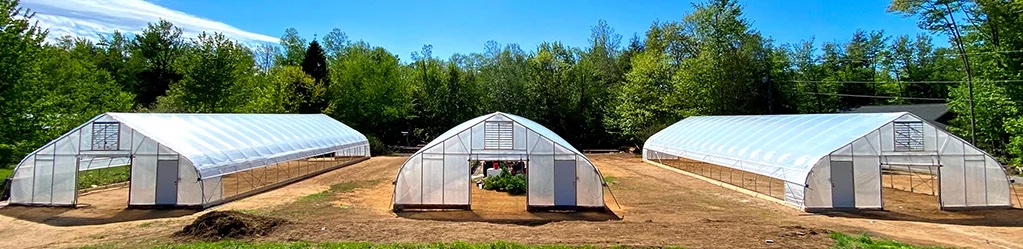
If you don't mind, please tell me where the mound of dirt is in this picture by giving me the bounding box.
[176,211,288,240]
[778,225,829,238]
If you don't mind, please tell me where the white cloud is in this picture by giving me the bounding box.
[20,0,279,46]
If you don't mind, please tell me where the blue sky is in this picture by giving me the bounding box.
[23,0,945,60]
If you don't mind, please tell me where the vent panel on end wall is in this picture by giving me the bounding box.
[483,121,514,149]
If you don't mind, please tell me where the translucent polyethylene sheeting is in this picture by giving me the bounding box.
[394,112,605,208]
[106,113,369,178]
[644,113,906,185]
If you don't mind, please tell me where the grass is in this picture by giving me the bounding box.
[137,241,676,249]
[297,180,381,202]
[831,232,946,249]
[603,176,617,184]
[77,165,131,190]
[0,167,12,180]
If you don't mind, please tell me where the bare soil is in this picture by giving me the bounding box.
[0,155,1021,249]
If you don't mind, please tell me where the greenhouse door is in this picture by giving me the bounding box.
[155,160,178,205]
[553,160,576,206]
[831,161,855,208]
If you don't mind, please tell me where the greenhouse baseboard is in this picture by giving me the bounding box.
[7,203,77,208]
[803,207,883,213]
[643,159,792,208]
[392,204,471,211]
[203,156,369,209]
[937,205,1014,211]
[526,205,607,212]
[128,204,203,210]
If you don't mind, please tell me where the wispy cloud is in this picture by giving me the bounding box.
[20,0,279,46]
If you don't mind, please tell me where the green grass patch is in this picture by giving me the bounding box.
[297,191,332,202]
[298,180,381,202]
[78,165,130,190]
[831,232,945,249]
[144,240,670,249]
[603,176,617,184]
[0,168,12,180]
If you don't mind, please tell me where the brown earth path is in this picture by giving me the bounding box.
[1,155,1021,248]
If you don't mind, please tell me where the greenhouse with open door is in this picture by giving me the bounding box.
[8,113,370,208]
[643,112,1012,211]
[392,112,607,211]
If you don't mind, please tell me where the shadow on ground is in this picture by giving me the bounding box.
[815,208,1023,227]
[0,205,197,226]
[395,208,621,226]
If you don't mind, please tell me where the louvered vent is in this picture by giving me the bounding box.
[91,122,120,151]
[483,121,514,149]
[894,121,924,151]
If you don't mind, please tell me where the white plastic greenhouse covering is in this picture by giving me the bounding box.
[643,112,1011,211]
[392,112,607,211]
[9,113,369,208]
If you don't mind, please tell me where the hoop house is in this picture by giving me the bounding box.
[393,112,606,211]
[9,113,370,208]
[644,112,1011,211]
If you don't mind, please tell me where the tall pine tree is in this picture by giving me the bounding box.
[297,40,329,113]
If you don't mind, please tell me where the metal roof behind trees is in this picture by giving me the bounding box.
[847,103,951,129]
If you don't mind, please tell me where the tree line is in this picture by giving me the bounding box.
[2,0,1023,173]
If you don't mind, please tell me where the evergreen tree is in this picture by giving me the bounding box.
[298,40,330,113]
[130,19,185,107]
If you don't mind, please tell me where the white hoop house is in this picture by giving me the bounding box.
[393,112,607,211]
[9,113,370,208]
[643,112,1011,211]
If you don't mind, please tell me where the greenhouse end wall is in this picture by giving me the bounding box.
[10,113,371,208]
[643,112,1012,211]
[392,112,606,211]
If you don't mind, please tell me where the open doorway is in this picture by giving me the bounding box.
[73,157,132,209]
[469,159,529,212]
[880,163,941,213]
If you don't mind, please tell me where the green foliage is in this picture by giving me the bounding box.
[77,166,131,189]
[275,28,306,67]
[830,232,945,249]
[242,66,307,113]
[948,80,1018,158]
[161,32,255,113]
[35,39,135,139]
[0,0,46,167]
[298,40,330,113]
[366,134,393,156]
[1006,117,1023,174]
[130,19,185,107]
[482,168,527,195]
[0,168,11,180]
[325,42,413,139]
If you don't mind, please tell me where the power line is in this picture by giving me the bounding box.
[946,49,1023,57]
[802,92,947,101]
[786,79,1023,84]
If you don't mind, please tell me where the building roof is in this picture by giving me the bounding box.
[644,112,910,184]
[848,103,950,128]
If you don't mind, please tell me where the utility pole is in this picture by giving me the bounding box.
[943,3,977,145]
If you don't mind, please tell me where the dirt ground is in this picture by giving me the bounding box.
[1,154,1022,249]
